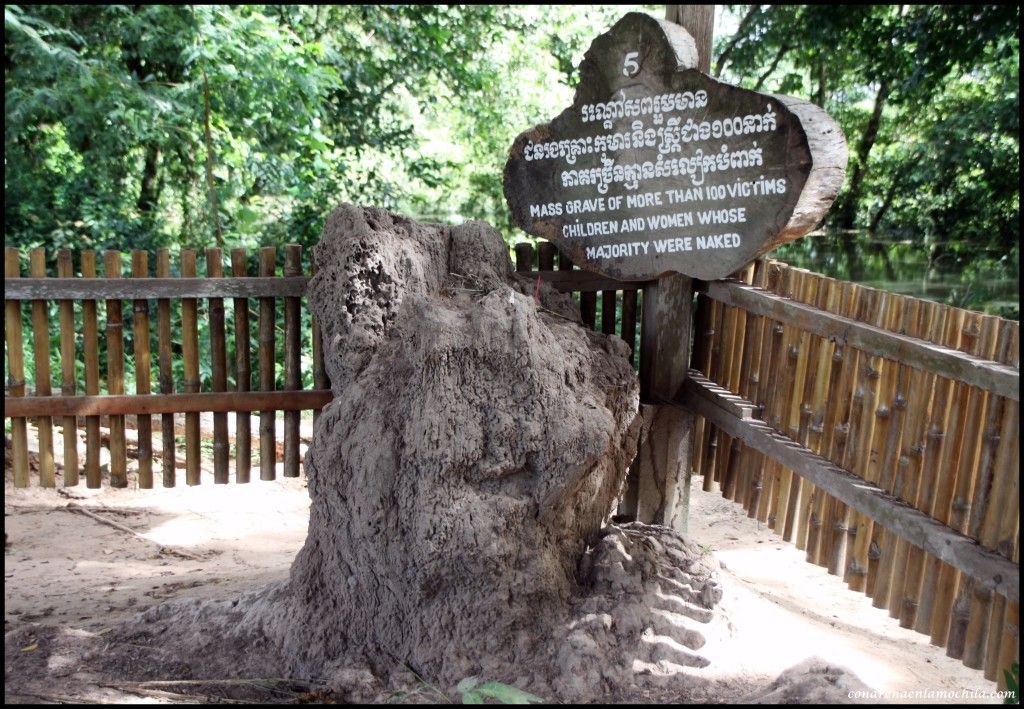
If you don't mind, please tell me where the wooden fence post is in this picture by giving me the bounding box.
[5,248,30,488]
[231,248,252,483]
[206,248,229,483]
[104,250,127,487]
[259,247,277,480]
[156,249,176,487]
[81,251,102,488]
[29,248,56,487]
[284,244,302,478]
[132,250,154,488]
[181,249,201,485]
[629,5,714,533]
[57,249,79,486]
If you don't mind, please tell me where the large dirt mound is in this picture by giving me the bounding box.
[4,206,874,704]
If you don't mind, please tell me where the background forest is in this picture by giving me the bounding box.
[5,4,1020,317]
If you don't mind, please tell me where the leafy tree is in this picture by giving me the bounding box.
[714,4,1019,286]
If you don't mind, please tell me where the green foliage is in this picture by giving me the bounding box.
[1006,662,1020,705]
[716,2,1019,243]
[717,4,1019,297]
[4,5,1018,318]
[455,677,544,705]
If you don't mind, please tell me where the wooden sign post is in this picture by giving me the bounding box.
[504,7,847,532]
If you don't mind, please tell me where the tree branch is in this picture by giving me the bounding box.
[201,65,223,247]
[836,78,891,230]
[713,5,760,78]
[752,43,790,92]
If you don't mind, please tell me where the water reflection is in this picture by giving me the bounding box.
[770,230,1019,320]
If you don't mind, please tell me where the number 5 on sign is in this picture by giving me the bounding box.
[622,51,639,77]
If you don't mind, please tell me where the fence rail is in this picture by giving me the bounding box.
[687,259,1019,688]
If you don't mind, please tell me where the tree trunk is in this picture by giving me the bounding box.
[836,78,890,231]
[666,5,714,72]
[816,57,827,107]
[136,143,161,216]
[713,5,759,77]
[201,66,223,247]
[752,43,791,92]
[867,160,910,237]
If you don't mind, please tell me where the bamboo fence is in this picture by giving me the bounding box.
[691,259,1019,687]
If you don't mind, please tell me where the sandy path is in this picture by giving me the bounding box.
[3,425,1004,704]
[686,488,999,704]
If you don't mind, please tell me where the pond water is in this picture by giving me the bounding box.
[771,231,1019,320]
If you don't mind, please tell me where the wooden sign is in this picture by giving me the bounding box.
[504,12,848,282]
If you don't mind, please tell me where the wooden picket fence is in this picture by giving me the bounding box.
[688,258,1019,686]
[513,240,643,362]
[4,245,331,488]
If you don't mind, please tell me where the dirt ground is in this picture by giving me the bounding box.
[3,421,1004,704]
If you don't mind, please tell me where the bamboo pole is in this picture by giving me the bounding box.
[861,293,906,596]
[56,250,80,486]
[722,267,751,503]
[924,311,988,645]
[259,246,277,480]
[81,251,101,488]
[771,269,807,537]
[806,324,846,563]
[814,281,858,570]
[206,248,229,483]
[718,267,748,503]
[781,270,817,542]
[747,264,781,518]
[845,288,891,590]
[769,333,799,531]
[757,262,786,522]
[900,305,962,630]
[955,319,1014,666]
[911,306,966,634]
[756,318,786,523]
[5,247,30,488]
[773,269,804,530]
[868,295,918,605]
[980,324,1019,681]
[985,594,1008,681]
[794,273,835,550]
[29,248,56,487]
[156,249,176,487]
[885,299,940,618]
[703,295,727,495]
[732,262,762,514]
[688,290,714,487]
[824,283,868,576]
[977,324,1019,553]
[232,249,252,483]
[181,249,201,485]
[104,251,127,488]
[131,251,153,488]
[896,301,951,627]
[995,599,1019,691]
[284,244,302,478]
